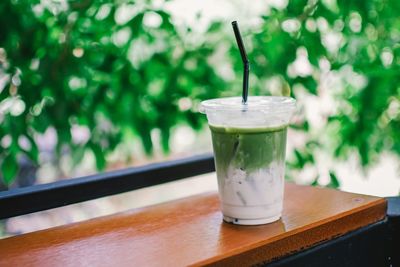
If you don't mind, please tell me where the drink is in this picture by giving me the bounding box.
[210,125,287,225]
[200,96,295,225]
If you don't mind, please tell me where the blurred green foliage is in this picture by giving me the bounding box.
[0,1,226,186]
[0,1,399,187]
[246,0,400,185]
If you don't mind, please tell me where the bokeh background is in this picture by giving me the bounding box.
[0,0,399,236]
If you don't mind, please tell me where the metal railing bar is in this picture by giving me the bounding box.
[0,154,215,219]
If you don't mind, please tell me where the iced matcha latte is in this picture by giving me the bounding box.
[201,96,295,225]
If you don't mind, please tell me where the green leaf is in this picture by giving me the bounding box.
[1,154,19,185]
[294,149,305,168]
[154,10,174,31]
[90,144,106,170]
[160,127,170,154]
[327,171,340,189]
[311,177,319,186]
[207,21,222,33]
[136,122,153,155]
[128,13,144,36]
[290,120,309,131]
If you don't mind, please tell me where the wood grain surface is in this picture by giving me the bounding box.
[0,183,386,267]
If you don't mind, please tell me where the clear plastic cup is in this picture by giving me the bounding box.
[200,96,296,225]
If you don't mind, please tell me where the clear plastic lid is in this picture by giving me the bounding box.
[200,96,295,112]
[200,96,296,128]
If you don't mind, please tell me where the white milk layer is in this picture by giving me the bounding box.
[217,161,284,220]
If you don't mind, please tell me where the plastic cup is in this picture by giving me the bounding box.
[200,96,296,225]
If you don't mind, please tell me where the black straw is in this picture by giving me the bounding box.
[231,21,250,104]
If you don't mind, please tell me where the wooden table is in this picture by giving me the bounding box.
[0,183,386,266]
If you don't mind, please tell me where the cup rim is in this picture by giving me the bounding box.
[200,96,296,113]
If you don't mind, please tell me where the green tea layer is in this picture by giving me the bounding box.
[209,125,287,173]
